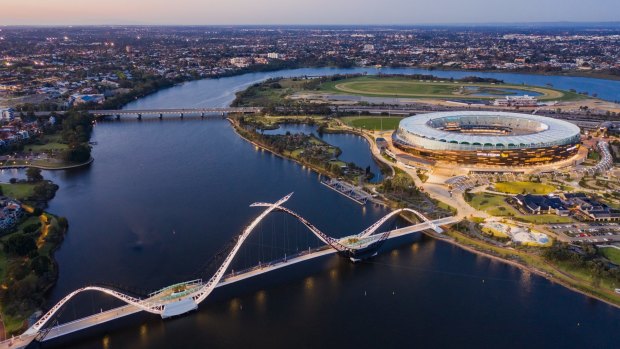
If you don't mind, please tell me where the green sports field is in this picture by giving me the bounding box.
[494,181,556,195]
[342,116,404,130]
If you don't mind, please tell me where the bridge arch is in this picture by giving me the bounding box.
[357,208,434,238]
[26,286,162,335]
[191,193,294,304]
[250,202,354,253]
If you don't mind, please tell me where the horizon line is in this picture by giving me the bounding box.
[2,21,620,28]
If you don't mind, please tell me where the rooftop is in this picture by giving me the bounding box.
[398,111,581,148]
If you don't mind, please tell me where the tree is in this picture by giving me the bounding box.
[26,167,43,182]
[31,255,51,276]
[57,216,69,229]
[33,182,49,198]
[5,234,37,256]
[62,143,91,163]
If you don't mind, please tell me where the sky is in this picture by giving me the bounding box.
[2,0,619,26]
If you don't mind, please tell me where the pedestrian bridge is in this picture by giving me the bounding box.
[2,193,455,349]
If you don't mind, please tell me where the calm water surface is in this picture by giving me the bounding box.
[6,68,620,348]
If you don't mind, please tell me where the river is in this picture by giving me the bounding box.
[6,67,620,348]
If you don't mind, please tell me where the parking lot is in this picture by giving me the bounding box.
[550,222,620,243]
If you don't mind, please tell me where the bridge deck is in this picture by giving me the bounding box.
[89,107,261,116]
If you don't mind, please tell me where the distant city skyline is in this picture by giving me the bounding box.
[2,0,620,26]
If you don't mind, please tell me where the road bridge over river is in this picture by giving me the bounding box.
[0,194,456,349]
[89,107,261,119]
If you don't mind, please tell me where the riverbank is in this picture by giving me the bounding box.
[0,178,69,337]
[0,158,93,171]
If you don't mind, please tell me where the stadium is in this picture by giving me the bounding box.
[392,111,581,167]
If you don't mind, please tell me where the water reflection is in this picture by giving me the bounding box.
[255,290,267,311]
[139,324,148,341]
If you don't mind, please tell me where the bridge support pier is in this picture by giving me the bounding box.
[137,114,142,120]
[201,112,204,118]
[180,113,184,119]
[159,113,163,119]
[115,115,120,120]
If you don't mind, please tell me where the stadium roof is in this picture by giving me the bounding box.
[398,111,580,148]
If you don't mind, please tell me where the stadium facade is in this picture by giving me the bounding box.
[392,111,581,167]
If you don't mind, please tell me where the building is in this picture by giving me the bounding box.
[392,111,581,167]
[229,57,251,68]
[515,194,570,216]
[253,57,268,65]
[564,193,620,222]
[0,108,14,122]
[68,94,105,106]
[267,52,281,59]
[493,95,538,107]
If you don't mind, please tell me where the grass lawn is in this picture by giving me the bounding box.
[24,134,69,153]
[0,183,35,200]
[329,160,348,168]
[468,193,573,224]
[341,116,403,131]
[494,181,556,195]
[320,76,582,102]
[599,247,620,265]
[26,142,69,153]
